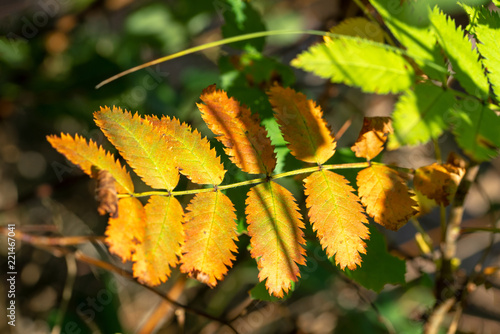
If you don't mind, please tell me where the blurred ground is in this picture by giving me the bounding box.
[1,0,500,333]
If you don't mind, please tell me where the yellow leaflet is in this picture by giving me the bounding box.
[180,191,238,287]
[268,85,336,164]
[246,181,307,297]
[147,115,225,185]
[105,197,145,262]
[305,170,369,270]
[133,196,184,286]
[357,165,418,231]
[197,85,276,175]
[47,133,134,194]
[94,106,179,190]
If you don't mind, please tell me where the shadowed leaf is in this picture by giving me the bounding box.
[357,165,418,231]
[268,85,336,164]
[246,181,306,297]
[305,170,369,270]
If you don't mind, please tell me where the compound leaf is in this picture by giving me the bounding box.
[246,181,307,297]
[47,133,134,194]
[197,85,276,175]
[430,7,489,100]
[105,197,145,262]
[94,106,179,190]
[304,170,370,270]
[132,195,184,286]
[291,36,414,94]
[388,83,455,149]
[357,165,418,231]
[180,191,238,287]
[268,85,336,164]
[147,115,225,185]
[351,117,393,160]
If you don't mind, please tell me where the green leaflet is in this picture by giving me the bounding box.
[453,99,500,162]
[368,0,447,82]
[474,7,500,100]
[388,84,455,149]
[430,7,489,100]
[342,224,406,293]
[291,36,414,94]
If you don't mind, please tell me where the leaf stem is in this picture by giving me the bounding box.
[96,30,448,88]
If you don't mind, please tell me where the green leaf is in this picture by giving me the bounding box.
[430,6,489,100]
[221,0,266,52]
[388,83,456,149]
[474,7,500,100]
[291,37,414,94]
[368,0,447,81]
[452,99,500,162]
[342,225,406,292]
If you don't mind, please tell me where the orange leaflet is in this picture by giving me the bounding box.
[133,196,184,286]
[304,170,370,270]
[414,163,464,206]
[105,197,145,262]
[147,115,225,185]
[357,165,418,231]
[351,117,393,160]
[94,106,179,190]
[180,191,238,287]
[268,85,336,164]
[197,85,276,175]
[47,133,134,194]
[246,181,307,297]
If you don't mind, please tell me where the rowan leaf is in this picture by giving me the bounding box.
[453,100,500,162]
[474,7,500,99]
[246,181,307,297]
[326,17,384,43]
[414,163,464,206]
[132,195,184,286]
[147,115,225,185]
[304,170,369,270]
[430,6,490,100]
[388,83,455,149]
[351,117,393,160]
[180,191,238,287]
[197,85,276,175]
[105,197,145,262]
[291,36,414,94]
[94,106,179,190]
[357,165,418,231]
[268,85,336,164]
[369,0,447,81]
[47,133,134,194]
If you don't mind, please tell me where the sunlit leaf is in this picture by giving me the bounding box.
[351,117,393,160]
[132,196,184,286]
